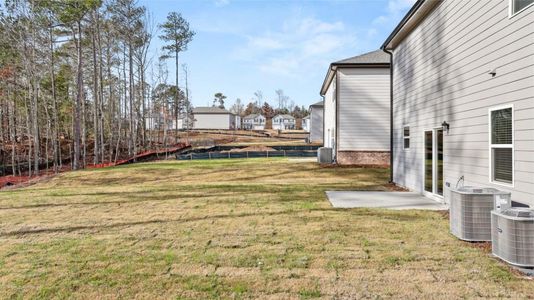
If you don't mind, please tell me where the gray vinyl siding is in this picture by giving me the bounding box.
[310,107,324,143]
[323,79,336,149]
[337,68,390,151]
[392,0,534,206]
[193,114,232,130]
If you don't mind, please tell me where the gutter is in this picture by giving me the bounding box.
[335,74,339,164]
[381,0,426,50]
[320,65,335,97]
[321,96,326,147]
[382,48,394,184]
[382,0,442,50]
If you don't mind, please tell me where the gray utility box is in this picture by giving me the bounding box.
[491,208,534,268]
[317,147,333,164]
[450,187,511,241]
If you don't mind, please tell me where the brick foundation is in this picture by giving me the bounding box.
[336,150,390,166]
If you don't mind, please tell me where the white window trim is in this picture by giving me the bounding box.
[488,104,515,188]
[403,125,411,150]
[509,0,534,18]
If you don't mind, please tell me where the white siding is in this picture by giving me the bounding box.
[193,114,232,130]
[272,116,296,130]
[310,107,323,142]
[302,118,310,132]
[235,116,241,129]
[323,78,336,150]
[338,68,390,151]
[392,0,534,206]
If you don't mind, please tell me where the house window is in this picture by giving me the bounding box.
[490,106,514,185]
[511,0,534,15]
[403,126,410,149]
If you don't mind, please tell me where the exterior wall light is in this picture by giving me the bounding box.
[442,121,450,133]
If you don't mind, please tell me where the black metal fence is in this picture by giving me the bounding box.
[176,150,317,160]
[181,145,320,154]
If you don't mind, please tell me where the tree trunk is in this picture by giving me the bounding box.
[174,48,179,144]
[140,62,146,150]
[107,39,115,163]
[91,13,100,165]
[49,28,60,173]
[96,13,105,164]
[24,89,32,176]
[128,41,135,159]
[73,22,84,170]
[8,84,16,176]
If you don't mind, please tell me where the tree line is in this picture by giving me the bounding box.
[216,90,310,119]
[0,0,194,176]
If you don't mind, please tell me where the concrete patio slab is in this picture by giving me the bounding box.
[326,191,448,210]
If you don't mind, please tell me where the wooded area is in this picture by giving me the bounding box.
[0,0,194,176]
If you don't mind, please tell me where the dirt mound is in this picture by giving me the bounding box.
[227,145,277,152]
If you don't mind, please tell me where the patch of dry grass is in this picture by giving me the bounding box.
[0,158,531,299]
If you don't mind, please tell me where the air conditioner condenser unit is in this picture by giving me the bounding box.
[317,147,333,164]
[450,187,511,241]
[491,208,534,268]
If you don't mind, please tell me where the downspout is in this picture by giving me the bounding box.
[334,72,339,164]
[321,98,326,147]
[383,48,394,183]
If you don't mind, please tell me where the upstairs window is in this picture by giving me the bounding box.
[511,0,534,15]
[403,126,410,149]
[490,106,514,185]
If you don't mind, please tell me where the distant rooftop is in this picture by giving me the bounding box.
[193,107,232,114]
[320,50,389,96]
[275,114,295,119]
[310,100,324,107]
[333,49,390,65]
[243,113,264,119]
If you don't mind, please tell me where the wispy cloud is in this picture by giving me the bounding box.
[373,0,416,26]
[235,16,357,78]
[214,0,230,7]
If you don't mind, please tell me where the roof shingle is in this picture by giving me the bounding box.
[193,107,232,114]
[333,49,390,65]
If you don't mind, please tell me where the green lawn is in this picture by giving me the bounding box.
[0,158,530,299]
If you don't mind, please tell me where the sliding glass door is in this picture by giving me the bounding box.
[424,129,444,197]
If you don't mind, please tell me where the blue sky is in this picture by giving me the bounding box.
[139,0,415,109]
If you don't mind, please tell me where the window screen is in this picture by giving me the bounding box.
[493,148,513,184]
[512,0,534,14]
[491,108,512,144]
[403,126,410,149]
[490,107,513,185]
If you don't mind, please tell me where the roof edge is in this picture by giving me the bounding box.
[320,65,335,97]
[381,0,442,50]
[319,63,390,96]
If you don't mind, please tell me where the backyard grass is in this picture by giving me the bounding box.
[0,158,531,299]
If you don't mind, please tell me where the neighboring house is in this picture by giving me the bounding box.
[242,114,266,130]
[272,114,296,130]
[320,50,391,165]
[302,115,310,132]
[176,115,195,130]
[382,0,534,207]
[145,112,181,130]
[145,113,164,130]
[192,107,238,130]
[309,101,324,144]
[234,115,242,130]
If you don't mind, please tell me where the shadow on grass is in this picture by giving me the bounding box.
[1,208,434,237]
[0,193,214,210]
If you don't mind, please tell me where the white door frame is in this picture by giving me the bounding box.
[422,127,444,202]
